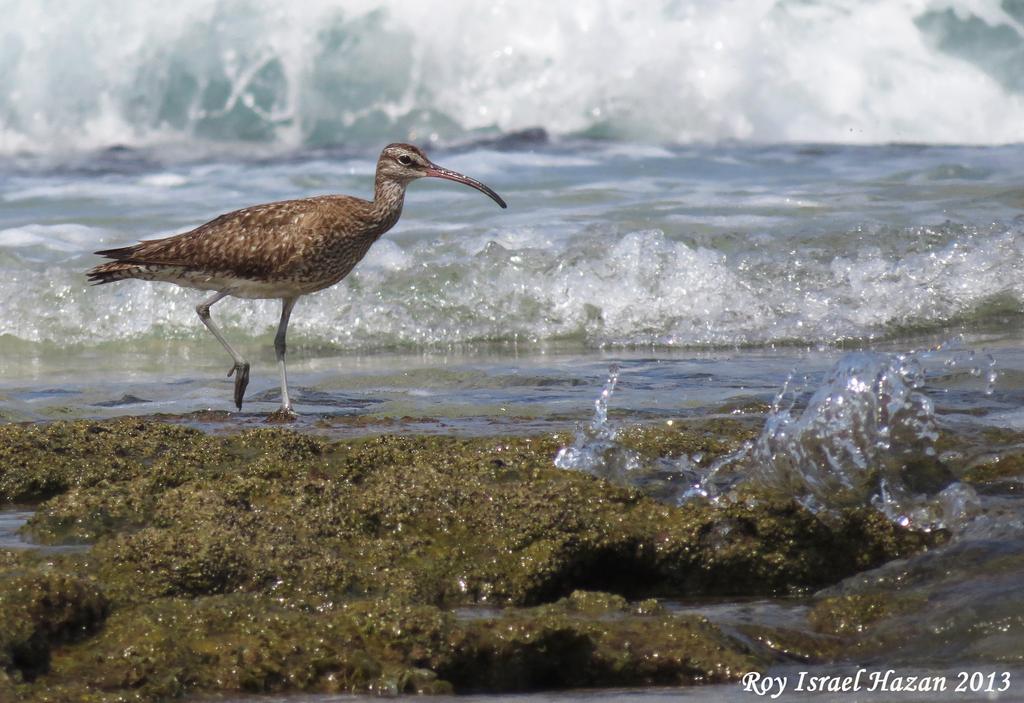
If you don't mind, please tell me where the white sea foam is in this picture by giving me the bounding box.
[2,0,1024,156]
[1,220,1021,348]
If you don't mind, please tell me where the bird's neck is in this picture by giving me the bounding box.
[371,175,408,228]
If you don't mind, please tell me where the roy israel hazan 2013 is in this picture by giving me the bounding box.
[741,669,1012,698]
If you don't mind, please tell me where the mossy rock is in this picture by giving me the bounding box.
[0,418,945,700]
[441,607,759,690]
[7,420,934,608]
[808,593,928,636]
[49,596,450,698]
[0,419,202,503]
[962,451,1024,484]
[28,592,767,699]
[0,570,108,681]
[616,417,762,460]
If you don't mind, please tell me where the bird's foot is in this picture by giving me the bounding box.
[266,405,297,424]
[228,361,250,411]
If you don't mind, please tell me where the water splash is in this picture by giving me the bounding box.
[557,344,999,533]
[871,479,982,532]
[702,345,999,531]
[554,364,641,480]
[747,352,941,511]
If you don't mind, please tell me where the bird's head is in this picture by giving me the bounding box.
[377,143,507,208]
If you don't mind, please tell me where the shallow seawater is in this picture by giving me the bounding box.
[2,141,1024,431]
[0,509,34,549]
[0,508,86,553]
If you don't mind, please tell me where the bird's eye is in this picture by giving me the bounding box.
[397,155,413,166]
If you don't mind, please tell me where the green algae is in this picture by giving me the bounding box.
[0,420,204,504]
[45,595,450,698]
[935,425,1024,483]
[441,593,765,691]
[14,590,763,700]
[49,429,928,607]
[0,418,939,700]
[963,451,1024,484]
[0,568,109,682]
[615,417,762,461]
[808,593,928,636]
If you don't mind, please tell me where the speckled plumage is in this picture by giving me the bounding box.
[88,177,407,298]
[86,143,507,413]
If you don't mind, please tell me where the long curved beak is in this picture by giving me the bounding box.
[425,163,507,209]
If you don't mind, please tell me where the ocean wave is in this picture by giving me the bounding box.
[2,0,1024,156]
[2,222,1022,349]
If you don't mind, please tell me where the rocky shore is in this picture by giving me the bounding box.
[0,415,988,701]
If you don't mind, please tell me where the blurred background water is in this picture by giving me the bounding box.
[3,0,1024,151]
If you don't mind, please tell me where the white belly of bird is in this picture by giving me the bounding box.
[149,267,332,299]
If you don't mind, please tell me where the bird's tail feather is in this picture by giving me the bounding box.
[86,261,145,285]
[94,244,142,260]
[88,241,162,285]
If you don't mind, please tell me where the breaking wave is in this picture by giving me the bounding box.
[3,0,1024,156]
[2,220,1023,349]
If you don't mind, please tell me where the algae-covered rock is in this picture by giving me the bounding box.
[9,421,934,609]
[808,593,927,636]
[440,588,761,690]
[616,417,762,460]
[442,605,760,690]
[37,426,925,606]
[0,418,940,701]
[0,419,203,503]
[0,569,108,681]
[963,451,1024,485]
[32,591,764,699]
[45,595,450,698]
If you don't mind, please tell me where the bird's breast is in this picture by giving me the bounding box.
[279,228,378,286]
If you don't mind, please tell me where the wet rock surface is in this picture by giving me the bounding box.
[0,416,988,701]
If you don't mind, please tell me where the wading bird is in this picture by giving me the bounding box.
[88,143,507,414]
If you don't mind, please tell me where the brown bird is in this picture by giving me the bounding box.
[87,143,507,414]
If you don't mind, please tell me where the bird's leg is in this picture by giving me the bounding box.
[274,297,298,414]
[195,291,250,411]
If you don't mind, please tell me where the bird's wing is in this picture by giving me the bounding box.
[95,197,360,279]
